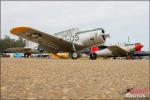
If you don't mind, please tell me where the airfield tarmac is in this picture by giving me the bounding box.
[1,58,149,99]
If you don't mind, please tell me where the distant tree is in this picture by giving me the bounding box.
[0,35,25,55]
[16,38,25,47]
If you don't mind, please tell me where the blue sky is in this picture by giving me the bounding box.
[1,1,149,51]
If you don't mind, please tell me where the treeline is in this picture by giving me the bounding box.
[0,36,25,54]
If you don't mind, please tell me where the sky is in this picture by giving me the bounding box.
[1,1,149,51]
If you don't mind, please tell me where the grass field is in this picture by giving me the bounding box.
[1,58,149,99]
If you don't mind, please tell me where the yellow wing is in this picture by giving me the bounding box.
[108,45,127,56]
[10,27,84,52]
[4,47,35,53]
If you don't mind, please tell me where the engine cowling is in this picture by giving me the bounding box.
[135,43,143,51]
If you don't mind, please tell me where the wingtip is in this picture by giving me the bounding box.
[10,27,31,35]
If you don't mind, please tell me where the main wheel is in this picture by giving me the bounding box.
[70,52,80,59]
[90,52,97,60]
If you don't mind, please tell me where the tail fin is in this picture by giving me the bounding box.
[24,39,38,49]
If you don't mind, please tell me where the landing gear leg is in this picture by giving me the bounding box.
[89,45,98,60]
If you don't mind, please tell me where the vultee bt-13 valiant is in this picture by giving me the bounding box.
[10,27,109,59]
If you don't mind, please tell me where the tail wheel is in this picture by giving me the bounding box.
[90,52,97,60]
[126,55,131,60]
[24,53,31,58]
[113,57,116,59]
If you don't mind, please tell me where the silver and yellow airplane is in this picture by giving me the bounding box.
[10,27,109,59]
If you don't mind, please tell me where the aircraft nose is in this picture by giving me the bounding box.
[135,43,143,51]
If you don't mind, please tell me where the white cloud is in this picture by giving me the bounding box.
[1,1,149,50]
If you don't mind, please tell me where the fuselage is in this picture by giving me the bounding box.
[95,43,143,57]
[54,28,109,48]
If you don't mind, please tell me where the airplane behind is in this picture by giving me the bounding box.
[4,40,45,57]
[82,43,144,60]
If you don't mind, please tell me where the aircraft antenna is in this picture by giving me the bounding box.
[128,36,130,44]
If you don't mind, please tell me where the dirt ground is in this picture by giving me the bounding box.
[1,58,149,99]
